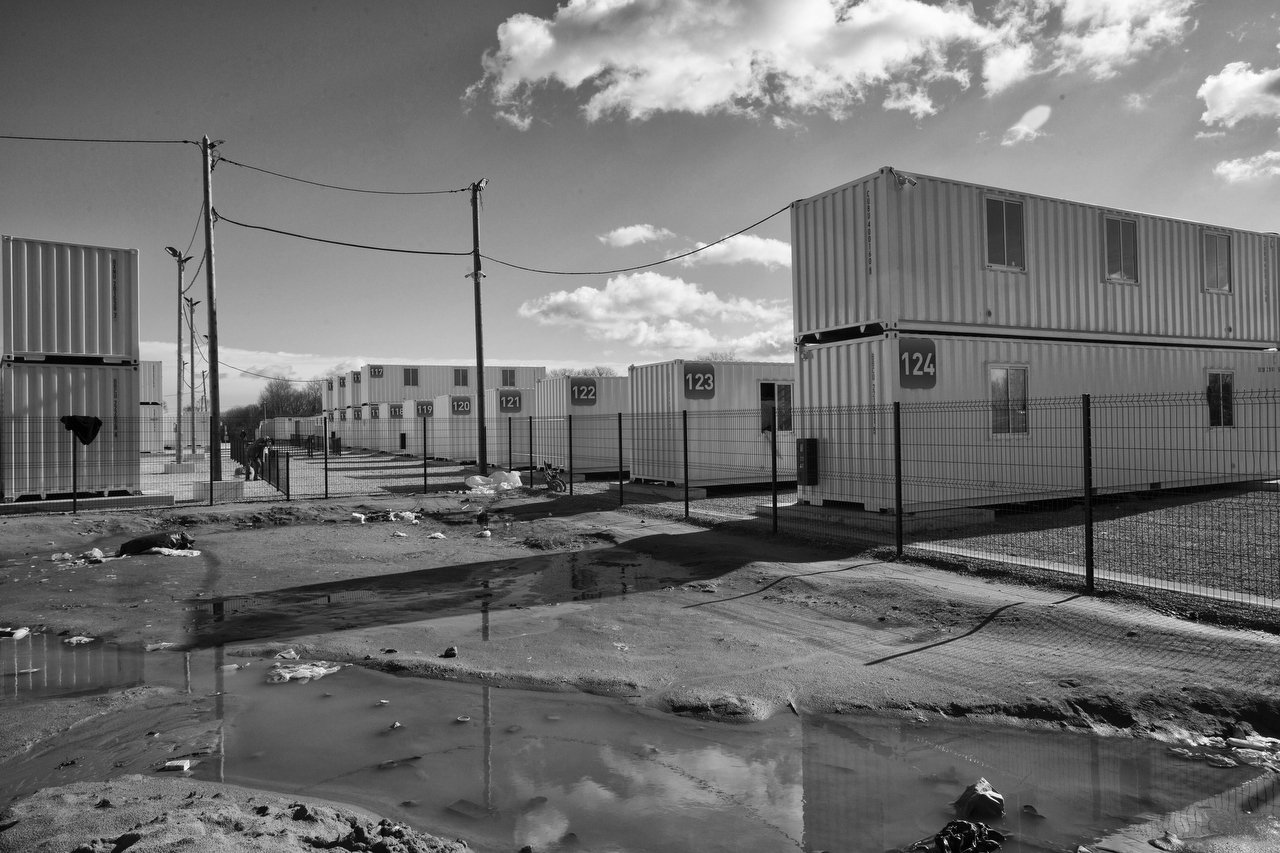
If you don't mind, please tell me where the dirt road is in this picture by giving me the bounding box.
[2,489,1278,851]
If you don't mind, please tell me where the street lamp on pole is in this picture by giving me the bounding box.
[184,296,201,457]
[164,247,192,464]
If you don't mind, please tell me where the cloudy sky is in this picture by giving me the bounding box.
[2,0,1278,408]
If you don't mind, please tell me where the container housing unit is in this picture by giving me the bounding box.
[138,360,164,453]
[533,375,632,475]
[790,167,1280,511]
[484,387,534,470]
[1,361,141,500]
[628,360,796,486]
[2,236,140,361]
[432,393,478,462]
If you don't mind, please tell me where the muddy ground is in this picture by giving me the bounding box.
[2,488,1279,852]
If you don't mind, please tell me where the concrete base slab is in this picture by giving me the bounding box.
[0,494,175,516]
[193,480,245,502]
[607,482,708,500]
[758,501,994,533]
[163,462,196,474]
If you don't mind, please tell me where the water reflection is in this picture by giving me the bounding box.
[2,636,1277,852]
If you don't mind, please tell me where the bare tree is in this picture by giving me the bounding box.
[547,365,619,377]
[258,377,322,419]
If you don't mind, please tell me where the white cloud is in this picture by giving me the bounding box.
[1001,104,1052,146]
[598,224,676,247]
[517,271,791,358]
[1213,150,1280,183]
[677,234,791,270]
[1198,61,1280,128]
[469,0,993,126]
[1123,92,1150,112]
[469,0,1197,124]
[982,41,1037,96]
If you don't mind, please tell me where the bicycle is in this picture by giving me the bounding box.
[542,461,567,493]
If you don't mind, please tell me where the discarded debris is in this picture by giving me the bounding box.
[441,646,458,658]
[161,759,193,772]
[144,642,175,652]
[905,819,1006,852]
[64,635,94,645]
[266,661,344,684]
[428,532,446,539]
[0,627,31,640]
[274,648,301,660]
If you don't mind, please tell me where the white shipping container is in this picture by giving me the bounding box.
[1,361,141,500]
[432,393,477,462]
[791,168,1280,346]
[139,403,165,453]
[533,375,632,474]
[357,364,548,406]
[628,360,797,486]
[139,361,163,405]
[796,333,1280,511]
[484,387,534,469]
[2,236,140,360]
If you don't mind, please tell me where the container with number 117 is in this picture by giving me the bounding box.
[628,360,796,487]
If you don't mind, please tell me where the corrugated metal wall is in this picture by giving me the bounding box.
[138,360,162,404]
[792,170,1280,345]
[485,387,533,468]
[2,236,140,360]
[533,376,632,473]
[796,335,1280,511]
[432,393,477,461]
[1,361,141,500]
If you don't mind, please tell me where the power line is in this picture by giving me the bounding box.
[217,155,469,196]
[0,134,195,145]
[213,209,472,256]
[480,203,793,276]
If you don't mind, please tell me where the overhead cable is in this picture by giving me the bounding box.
[213,209,472,256]
[217,155,469,196]
[0,134,195,145]
[480,203,793,276]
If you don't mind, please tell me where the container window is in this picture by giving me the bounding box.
[1104,215,1138,283]
[760,382,794,432]
[985,198,1025,270]
[1204,232,1232,293]
[453,368,469,386]
[989,366,1028,435]
[339,376,346,388]
[501,368,517,386]
[1207,371,1234,428]
[404,367,419,386]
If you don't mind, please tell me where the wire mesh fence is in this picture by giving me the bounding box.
[4,389,1278,617]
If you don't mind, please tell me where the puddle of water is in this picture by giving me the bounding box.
[4,640,1277,853]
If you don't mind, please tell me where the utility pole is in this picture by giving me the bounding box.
[201,136,224,479]
[164,247,192,464]
[469,178,489,473]
[185,296,200,456]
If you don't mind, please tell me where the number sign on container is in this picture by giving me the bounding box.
[499,390,522,413]
[451,396,472,415]
[683,362,716,400]
[416,401,434,418]
[570,376,597,406]
[899,338,937,389]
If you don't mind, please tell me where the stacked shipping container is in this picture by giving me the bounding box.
[789,167,1280,510]
[1,236,142,500]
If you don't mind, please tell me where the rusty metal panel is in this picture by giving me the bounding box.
[1,361,141,500]
[2,236,140,359]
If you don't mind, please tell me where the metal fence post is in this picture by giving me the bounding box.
[208,431,215,507]
[285,452,291,501]
[567,413,574,497]
[682,410,690,520]
[507,416,513,472]
[422,416,429,493]
[70,430,78,515]
[617,411,624,507]
[527,415,534,485]
[770,404,778,534]
[1083,394,1094,593]
[323,416,330,500]
[893,402,903,558]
